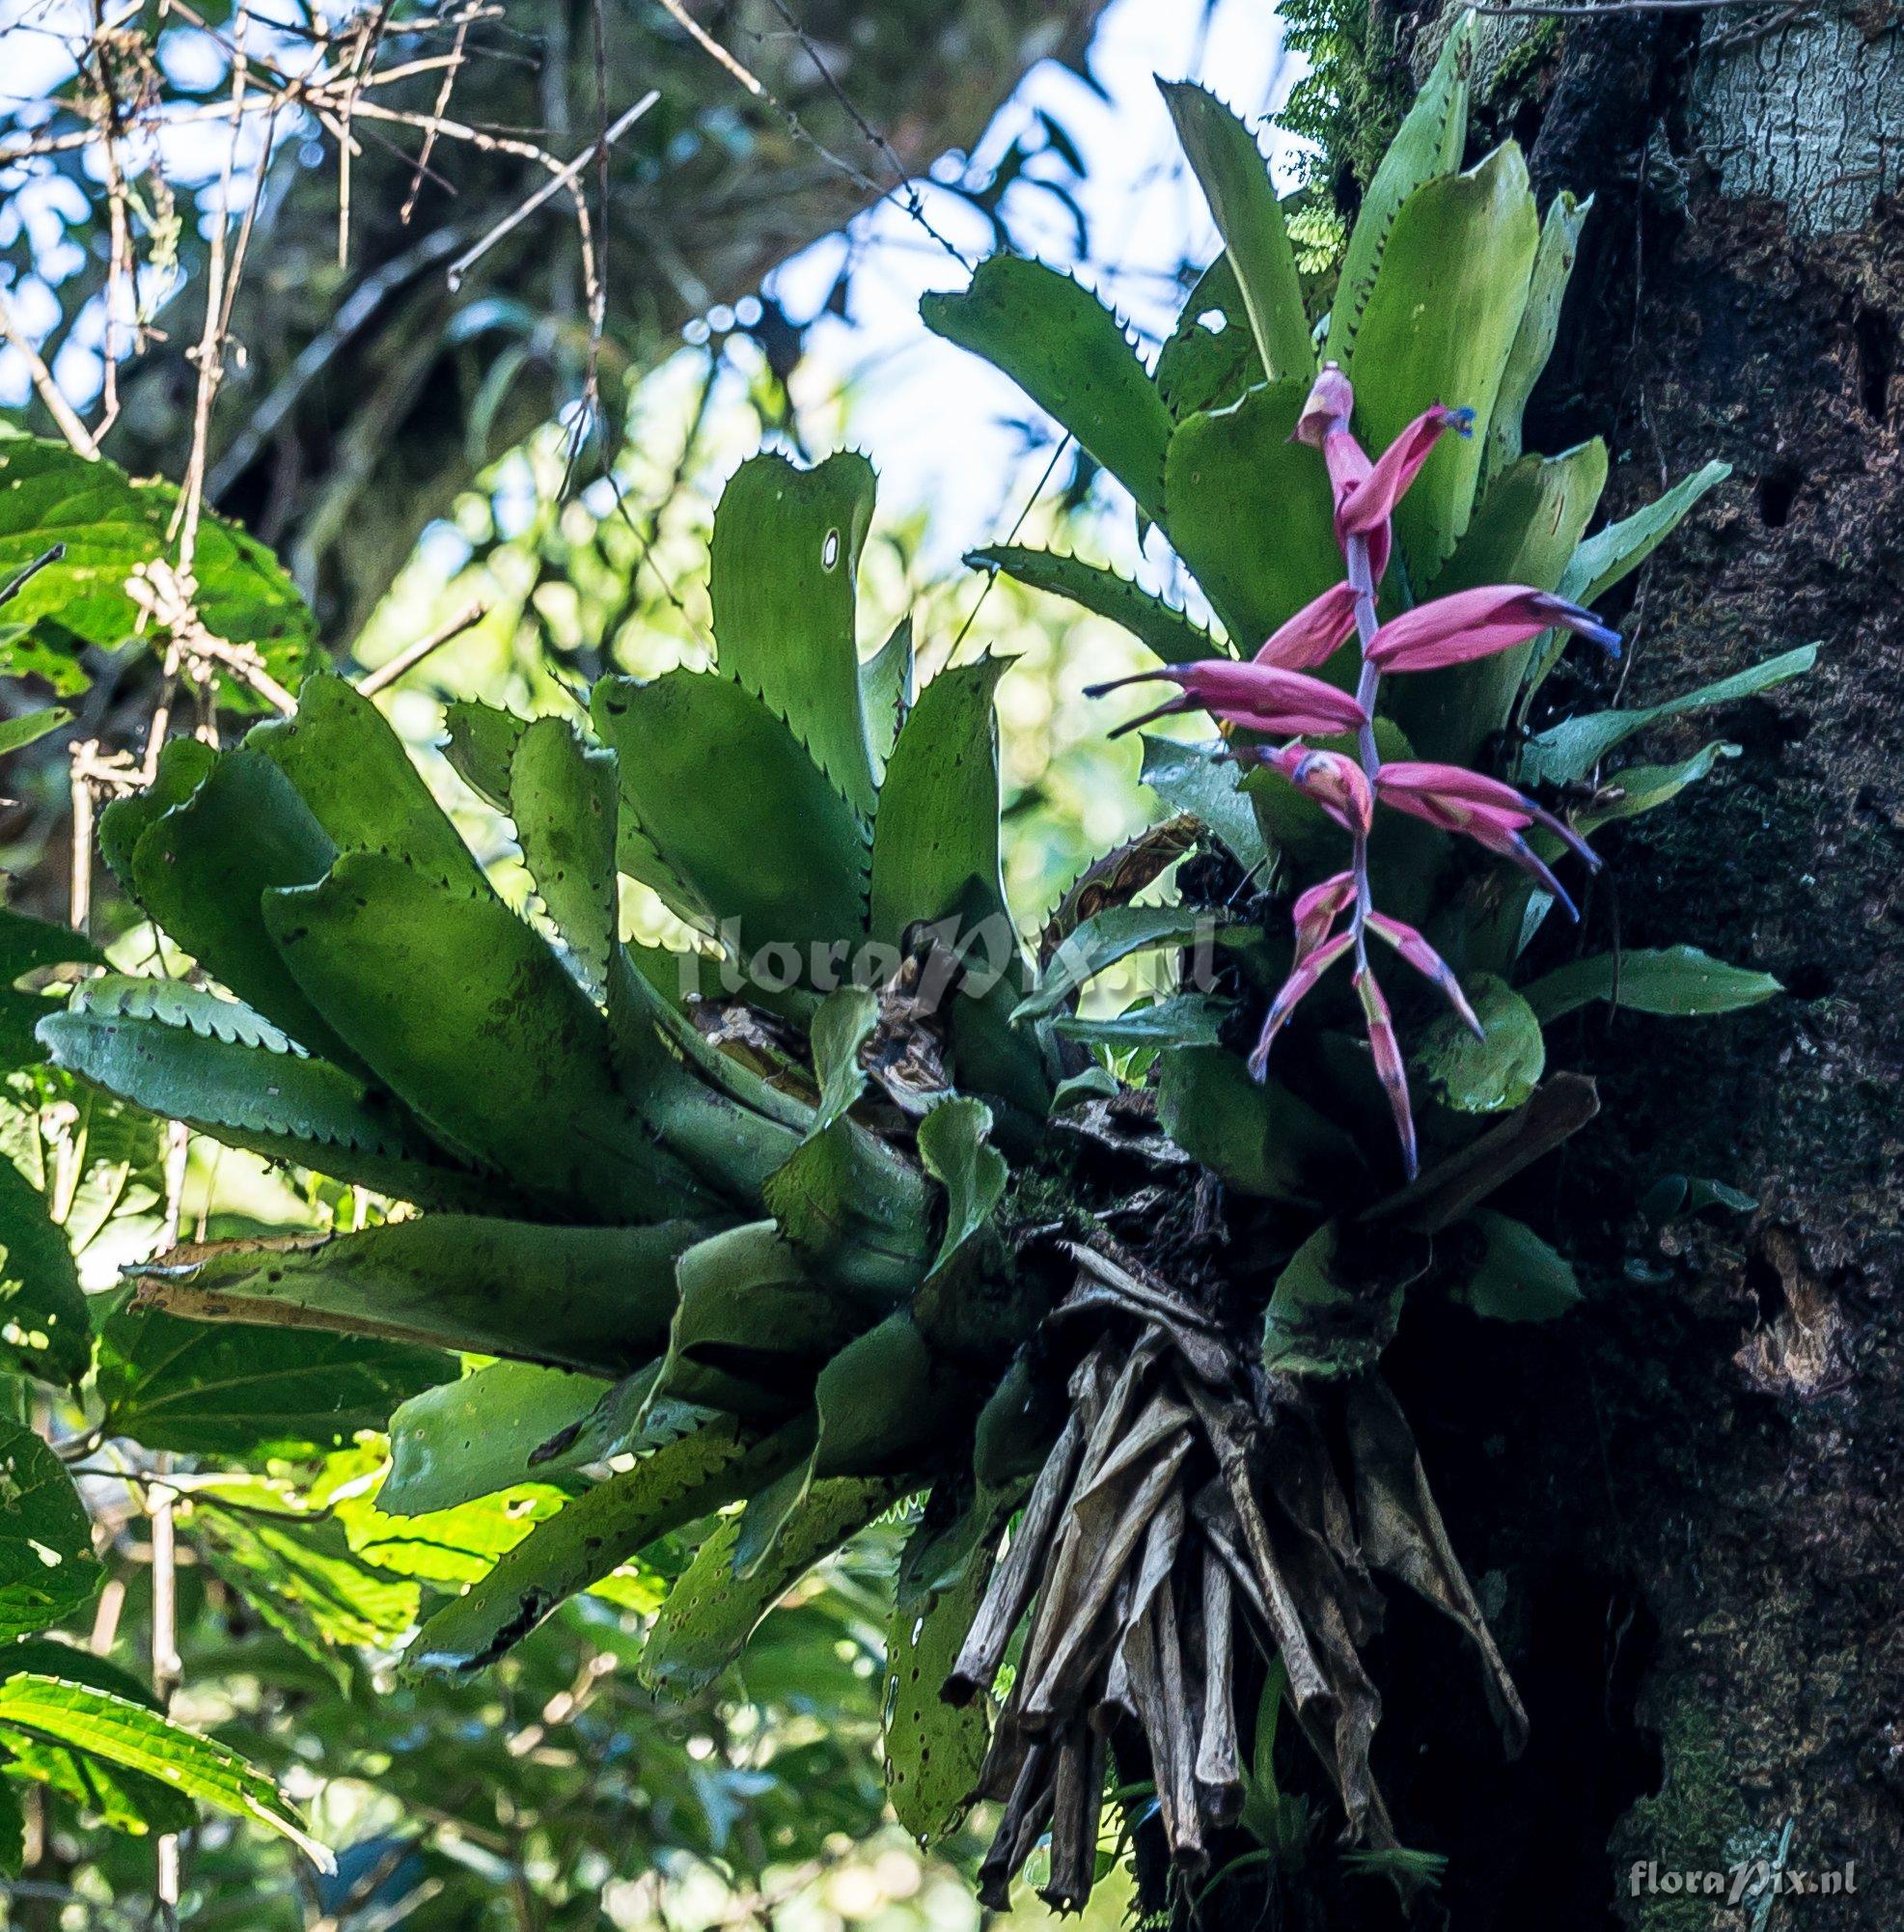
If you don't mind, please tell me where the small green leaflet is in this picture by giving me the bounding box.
[0,707,69,759]
[1518,645,1815,787]
[1558,459,1731,606]
[1449,1211,1582,1322]
[1522,945,1783,1022]
[1261,1224,1400,1379]
[1053,993,1228,1050]
[0,1674,332,1868]
[916,1097,1007,1282]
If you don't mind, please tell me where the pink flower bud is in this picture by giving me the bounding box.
[1247,929,1353,1081]
[1242,741,1374,834]
[1336,405,1475,540]
[1355,965,1417,1179]
[1254,582,1359,672]
[1376,762,1596,920]
[1293,363,1354,447]
[1366,911,1484,1039]
[1290,869,1355,962]
[1365,584,1620,675]
[1089,661,1369,740]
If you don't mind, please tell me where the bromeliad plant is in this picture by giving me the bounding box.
[27,14,1806,1920]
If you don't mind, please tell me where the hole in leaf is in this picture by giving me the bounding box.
[1755,471,1798,529]
[1195,308,1227,334]
[821,528,841,569]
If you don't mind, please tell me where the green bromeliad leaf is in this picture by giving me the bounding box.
[262,853,715,1223]
[968,545,1221,666]
[1522,945,1783,1022]
[37,977,490,1210]
[861,617,915,772]
[1575,743,1738,831]
[1158,80,1313,383]
[1484,191,1592,484]
[382,1362,612,1517]
[124,746,364,1071]
[95,734,216,884]
[1163,379,1343,651]
[1154,257,1263,422]
[916,1098,1007,1283]
[591,671,869,958]
[1322,12,1474,367]
[245,676,486,895]
[507,716,620,1002]
[96,1299,451,1457]
[440,698,523,811]
[883,1509,996,1838]
[1348,143,1539,582]
[1518,645,1816,787]
[1558,459,1732,607]
[405,1420,779,1677]
[808,987,878,1136]
[0,1418,99,1639]
[1156,1045,1360,1204]
[922,256,1173,527]
[0,1675,330,1866]
[1014,902,1236,1025]
[640,1476,901,1696]
[1449,1210,1583,1322]
[1261,1224,1400,1378]
[710,452,880,816]
[133,1215,704,1378]
[0,1155,91,1389]
[1139,736,1269,874]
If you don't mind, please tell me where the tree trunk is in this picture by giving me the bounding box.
[1343,8,1904,1925]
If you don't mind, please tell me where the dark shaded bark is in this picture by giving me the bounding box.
[1331,9,1904,1927]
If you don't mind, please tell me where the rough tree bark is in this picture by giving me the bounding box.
[1326,6,1903,1926]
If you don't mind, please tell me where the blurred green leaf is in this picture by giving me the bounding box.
[1262,1224,1399,1378]
[1156,1045,1357,1203]
[97,1302,450,1457]
[0,432,316,689]
[0,707,68,759]
[0,1155,90,1388]
[0,904,101,1073]
[0,1418,99,1639]
[1015,902,1229,1024]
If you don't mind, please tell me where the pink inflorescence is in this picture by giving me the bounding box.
[1088,364,1620,1179]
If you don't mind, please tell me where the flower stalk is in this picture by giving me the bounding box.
[1094,364,1621,1178]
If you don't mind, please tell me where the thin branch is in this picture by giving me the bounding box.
[354,599,489,695]
[445,89,658,290]
[0,286,101,458]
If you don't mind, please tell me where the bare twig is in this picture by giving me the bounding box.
[0,287,101,458]
[355,599,489,695]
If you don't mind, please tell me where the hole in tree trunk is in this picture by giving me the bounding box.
[1755,471,1799,528]
[1853,307,1894,425]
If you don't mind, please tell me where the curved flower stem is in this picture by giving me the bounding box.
[1344,533,1384,971]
